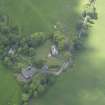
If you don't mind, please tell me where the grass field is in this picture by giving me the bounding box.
[0,0,80,35]
[0,64,21,105]
[31,0,105,105]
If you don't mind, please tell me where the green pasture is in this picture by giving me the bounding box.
[0,0,79,35]
[0,64,21,105]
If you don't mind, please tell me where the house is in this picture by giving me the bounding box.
[8,48,15,55]
[8,44,19,55]
[51,45,58,56]
[21,66,37,79]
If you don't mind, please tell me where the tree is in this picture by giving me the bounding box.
[37,84,45,94]
[89,0,96,5]
[83,3,97,20]
[32,58,46,68]
[64,51,72,61]
[22,93,30,103]
[53,31,66,50]
[3,56,13,67]
[29,32,49,48]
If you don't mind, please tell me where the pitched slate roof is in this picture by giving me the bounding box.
[22,66,37,79]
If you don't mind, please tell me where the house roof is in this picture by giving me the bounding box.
[22,66,37,79]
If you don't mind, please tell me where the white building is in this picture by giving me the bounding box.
[8,48,15,55]
[51,45,58,56]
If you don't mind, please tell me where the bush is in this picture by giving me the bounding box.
[83,4,97,20]
[76,20,83,31]
[28,32,50,48]
[33,91,38,97]
[73,40,82,50]
[23,102,28,105]
[53,31,66,50]
[47,74,56,85]
[23,74,48,97]
[3,56,13,67]
[22,93,30,102]
[63,51,72,61]
[33,59,46,68]
[86,7,97,19]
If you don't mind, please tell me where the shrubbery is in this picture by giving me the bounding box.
[32,58,46,69]
[53,31,66,51]
[27,32,50,48]
[21,73,52,104]
[63,51,72,61]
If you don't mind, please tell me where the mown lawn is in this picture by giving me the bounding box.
[0,64,21,105]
